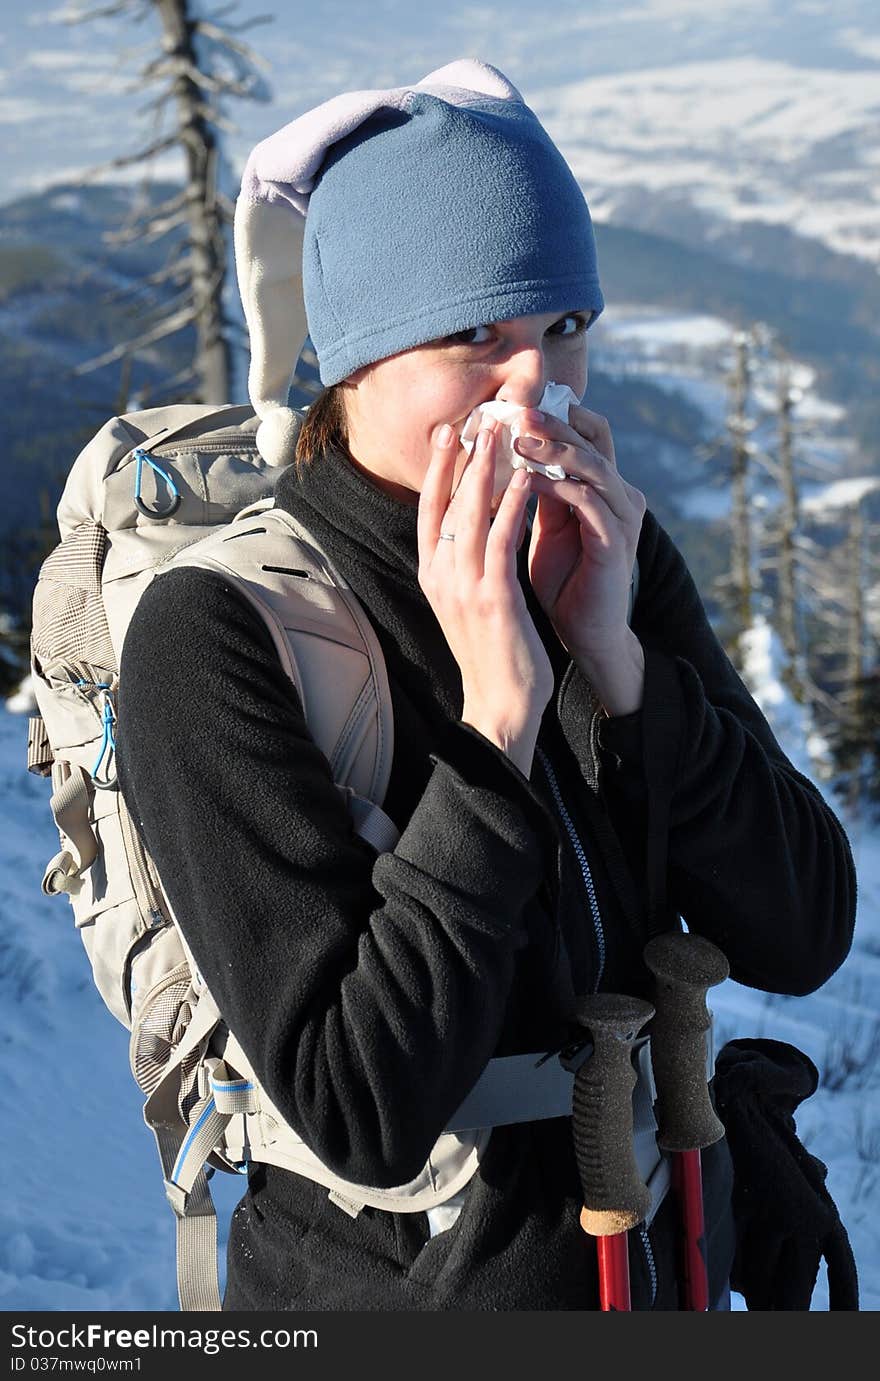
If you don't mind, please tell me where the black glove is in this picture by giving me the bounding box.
[713,1037,859,1311]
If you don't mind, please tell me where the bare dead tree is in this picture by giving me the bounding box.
[67,0,272,403]
[724,330,755,664]
[844,502,867,706]
[774,353,801,689]
[832,499,880,817]
[742,332,833,714]
[797,491,880,809]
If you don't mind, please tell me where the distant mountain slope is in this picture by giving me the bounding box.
[537,54,880,266]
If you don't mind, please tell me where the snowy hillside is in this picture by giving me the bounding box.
[1,644,877,1310]
[4,2,878,276]
[534,57,880,266]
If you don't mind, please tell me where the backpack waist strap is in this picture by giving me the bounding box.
[206,1027,704,1224]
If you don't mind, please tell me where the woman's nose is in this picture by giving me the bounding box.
[495,345,546,408]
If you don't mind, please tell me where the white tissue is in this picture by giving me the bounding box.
[459,382,580,482]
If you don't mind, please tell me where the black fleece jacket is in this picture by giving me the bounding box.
[116,443,856,1311]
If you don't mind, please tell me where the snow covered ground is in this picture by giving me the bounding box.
[1,624,877,1311]
[715,619,880,1310]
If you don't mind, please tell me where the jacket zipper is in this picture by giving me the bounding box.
[638,1224,658,1307]
[534,746,605,991]
[535,745,658,1308]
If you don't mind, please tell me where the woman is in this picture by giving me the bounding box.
[116,60,856,1310]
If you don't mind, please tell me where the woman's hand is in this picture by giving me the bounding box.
[417,421,554,774]
[513,404,647,716]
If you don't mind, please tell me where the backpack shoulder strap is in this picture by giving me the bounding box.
[168,503,396,834]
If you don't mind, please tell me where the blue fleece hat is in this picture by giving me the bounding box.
[234,60,603,465]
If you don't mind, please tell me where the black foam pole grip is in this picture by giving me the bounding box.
[643,931,730,1152]
[570,993,655,1235]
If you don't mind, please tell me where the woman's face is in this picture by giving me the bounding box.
[340,309,590,505]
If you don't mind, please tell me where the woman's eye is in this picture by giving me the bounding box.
[445,325,494,345]
[548,314,590,337]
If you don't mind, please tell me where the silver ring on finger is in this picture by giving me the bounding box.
[439,531,456,541]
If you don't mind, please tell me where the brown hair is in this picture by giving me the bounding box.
[295,385,348,469]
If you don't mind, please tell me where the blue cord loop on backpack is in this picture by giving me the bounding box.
[91,689,117,789]
[133,447,181,519]
[75,679,118,789]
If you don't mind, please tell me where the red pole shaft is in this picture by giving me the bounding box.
[596,1233,631,1311]
[673,1148,709,1310]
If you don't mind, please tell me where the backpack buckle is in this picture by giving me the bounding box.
[164,1178,189,1217]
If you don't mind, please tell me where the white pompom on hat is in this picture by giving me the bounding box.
[233,195,309,467]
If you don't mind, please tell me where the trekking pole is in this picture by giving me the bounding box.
[570,993,655,1311]
[643,932,730,1311]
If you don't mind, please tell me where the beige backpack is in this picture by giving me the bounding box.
[30,403,653,1311]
